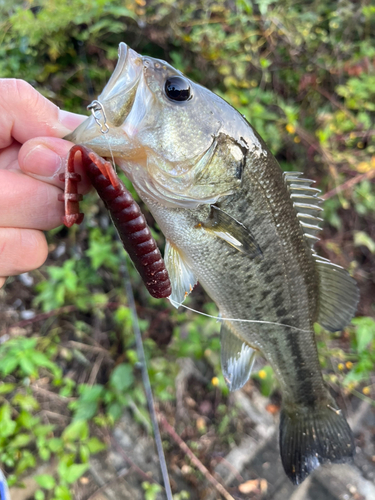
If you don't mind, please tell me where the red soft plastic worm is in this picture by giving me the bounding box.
[58,145,172,299]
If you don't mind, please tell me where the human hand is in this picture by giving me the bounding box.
[0,79,91,289]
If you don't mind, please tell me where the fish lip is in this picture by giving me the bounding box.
[97,42,142,105]
[98,42,129,102]
[64,42,142,151]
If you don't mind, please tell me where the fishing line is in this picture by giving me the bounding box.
[88,101,173,500]
[169,299,311,333]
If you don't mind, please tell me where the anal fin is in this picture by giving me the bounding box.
[315,255,359,331]
[221,322,256,391]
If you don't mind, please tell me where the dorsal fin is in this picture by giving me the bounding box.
[284,172,323,248]
[284,172,359,330]
[314,254,359,331]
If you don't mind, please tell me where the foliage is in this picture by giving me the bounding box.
[1,0,374,496]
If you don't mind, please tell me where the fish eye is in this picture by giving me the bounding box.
[164,76,192,102]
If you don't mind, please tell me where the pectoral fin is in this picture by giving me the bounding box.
[221,322,256,391]
[164,240,198,308]
[199,205,262,258]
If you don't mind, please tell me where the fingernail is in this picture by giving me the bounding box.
[24,145,63,178]
[58,109,87,132]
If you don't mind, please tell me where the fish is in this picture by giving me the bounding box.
[65,42,359,484]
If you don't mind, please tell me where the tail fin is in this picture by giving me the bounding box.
[279,404,355,485]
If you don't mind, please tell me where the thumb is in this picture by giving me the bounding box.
[19,137,91,193]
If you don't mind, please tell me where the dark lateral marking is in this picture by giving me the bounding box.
[285,330,316,407]
[272,291,284,310]
[264,274,275,284]
[277,307,288,318]
[261,290,272,301]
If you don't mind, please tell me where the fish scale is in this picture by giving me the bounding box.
[146,157,324,405]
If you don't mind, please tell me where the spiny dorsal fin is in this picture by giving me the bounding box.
[284,172,323,248]
[314,254,359,331]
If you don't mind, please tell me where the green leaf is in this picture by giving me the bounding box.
[35,490,45,500]
[16,450,36,474]
[35,474,56,490]
[70,385,103,421]
[12,393,40,411]
[0,383,15,394]
[0,356,18,376]
[110,363,134,392]
[0,404,16,437]
[53,485,72,500]
[58,463,90,484]
[354,231,375,253]
[72,401,99,421]
[86,437,106,454]
[352,317,375,352]
[78,384,104,402]
[62,420,89,442]
[80,444,90,463]
[107,401,124,421]
[39,447,51,461]
[47,437,63,453]
[17,410,40,429]
[9,433,32,448]
[19,356,36,375]
[34,424,55,437]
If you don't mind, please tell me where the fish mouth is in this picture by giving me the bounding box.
[64,42,143,156]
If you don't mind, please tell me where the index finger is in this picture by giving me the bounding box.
[0,79,86,149]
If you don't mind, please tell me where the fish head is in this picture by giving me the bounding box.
[66,42,263,207]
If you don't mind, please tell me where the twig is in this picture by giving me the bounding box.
[351,389,375,407]
[213,455,244,483]
[158,413,236,500]
[295,126,335,165]
[322,169,375,200]
[2,305,77,333]
[2,301,122,335]
[31,385,76,402]
[313,85,361,127]
[110,437,162,486]
[87,353,105,386]
[86,467,130,500]
[39,410,70,422]
[65,340,112,359]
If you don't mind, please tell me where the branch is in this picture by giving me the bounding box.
[110,436,162,486]
[158,413,236,500]
[322,169,375,200]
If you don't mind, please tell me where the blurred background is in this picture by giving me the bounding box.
[0,1,374,499]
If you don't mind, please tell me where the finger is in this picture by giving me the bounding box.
[0,277,6,289]
[0,228,48,276]
[18,137,91,192]
[0,140,21,170]
[0,170,64,230]
[0,79,86,148]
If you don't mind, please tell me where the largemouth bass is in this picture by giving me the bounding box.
[66,43,359,484]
